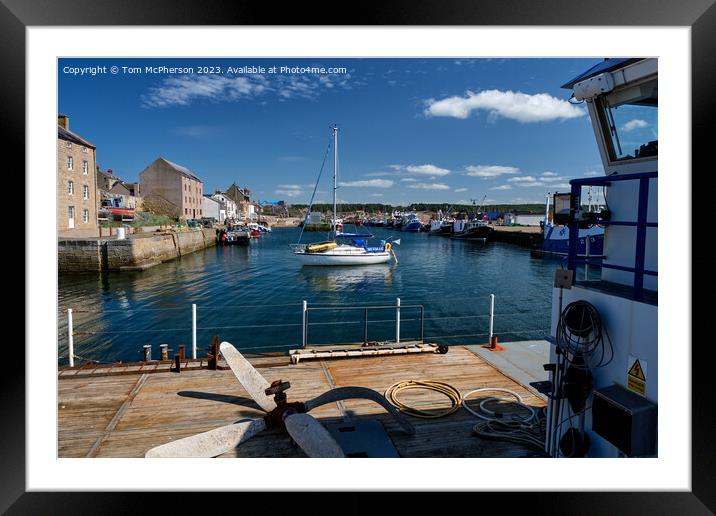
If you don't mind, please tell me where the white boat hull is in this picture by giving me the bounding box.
[294,248,392,266]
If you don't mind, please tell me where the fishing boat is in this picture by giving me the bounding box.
[291,126,398,266]
[538,190,604,257]
[429,209,454,235]
[401,213,422,232]
[450,217,493,241]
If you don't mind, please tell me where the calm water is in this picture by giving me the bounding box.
[58,227,564,364]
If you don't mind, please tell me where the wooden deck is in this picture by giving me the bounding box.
[58,346,546,458]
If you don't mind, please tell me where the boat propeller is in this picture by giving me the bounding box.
[145,342,415,458]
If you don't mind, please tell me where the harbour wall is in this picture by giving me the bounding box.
[58,228,217,272]
[490,226,543,248]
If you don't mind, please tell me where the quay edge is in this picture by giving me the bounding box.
[58,228,217,273]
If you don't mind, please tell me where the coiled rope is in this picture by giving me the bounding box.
[462,387,546,451]
[384,380,462,419]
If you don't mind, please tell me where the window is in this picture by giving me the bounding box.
[82,146,88,153]
[82,161,88,175]
[83,185,89,200]
[68,180,74,195]
[200,209,202,215]
[185,196,187,203]
[184,184,187,191]
[185,208,188,215]
[65,141,72,149]
[597,77,658,162]
[83,209,89,223]
[67,156,73,170]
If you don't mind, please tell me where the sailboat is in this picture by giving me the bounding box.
[291,126,398,266]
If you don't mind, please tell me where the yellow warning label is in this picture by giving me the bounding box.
[627,375,646,396]
[628,359,646,381]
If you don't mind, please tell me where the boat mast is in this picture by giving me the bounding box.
[332,125,338,236]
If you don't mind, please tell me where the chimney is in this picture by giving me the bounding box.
[107,169,113,175]
[58,114,69,130]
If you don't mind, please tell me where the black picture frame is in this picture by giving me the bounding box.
[5,0,712,513]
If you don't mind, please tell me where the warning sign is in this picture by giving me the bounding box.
[626,355,647,396]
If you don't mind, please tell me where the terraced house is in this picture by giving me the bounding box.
[57,114,98,231]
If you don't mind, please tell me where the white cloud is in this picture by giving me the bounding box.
[490,185,512,190]
[622,119,649,132]
[364,171,394,177]
[405,164,450,176]
[508,176,538,183]
[454,188,468,192]
[407,183,451,190]
[584,170,601,177]
[541,171,558,177]
[142,71,353,108]
[339,179,394,188]
[275,188,303,198]
[465,165,519,178]
[424,89,585,123]
[370,193,385,197]
[277,184,302,189]
[400,178,417,182]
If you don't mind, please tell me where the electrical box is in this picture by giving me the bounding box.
[554,269,574,289]
[553,193,574,224]
[591,384,657,457]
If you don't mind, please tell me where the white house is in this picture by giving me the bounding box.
[211,192,237,221]
[202,195,223,222]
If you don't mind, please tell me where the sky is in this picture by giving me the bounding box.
[58,57,622,206]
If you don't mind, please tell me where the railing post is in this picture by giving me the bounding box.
[67,308,74,367]
[396,298,401,344]
[191,303,197,359]
[584,235,590,281]
[302,300,308,348]
[488,294,495,342]
[364,307,369,344]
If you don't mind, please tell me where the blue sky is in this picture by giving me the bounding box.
[59,57,619,206]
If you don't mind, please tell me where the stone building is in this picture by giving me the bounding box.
[225,183,252,220]
[97,168,141,212]
[139,157,204,220]
[57,114,98,231]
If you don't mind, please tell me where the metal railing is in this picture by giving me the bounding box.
[62,294,552,365]
[567,171,658,302]
[301,298,424,348]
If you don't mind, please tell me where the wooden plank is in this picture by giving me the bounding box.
[58,346,546,458]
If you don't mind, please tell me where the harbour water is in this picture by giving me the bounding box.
[58,227,564,365]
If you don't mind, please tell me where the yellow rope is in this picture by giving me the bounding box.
[384,380,462,419]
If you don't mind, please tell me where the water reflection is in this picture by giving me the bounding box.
[299,264,396,292]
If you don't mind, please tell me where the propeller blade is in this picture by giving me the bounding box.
[145,418,267,458]
[220,342,275,412]
[284,413,345,458]
[304,386,415,435]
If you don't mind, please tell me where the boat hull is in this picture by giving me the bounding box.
[294,251,393,266]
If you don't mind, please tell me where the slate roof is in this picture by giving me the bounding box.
[58,125,96,148]
[159,157,202,182]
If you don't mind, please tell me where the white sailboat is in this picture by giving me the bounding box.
[291,126,397,266]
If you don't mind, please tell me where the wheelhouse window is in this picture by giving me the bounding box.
[597,77,658,162]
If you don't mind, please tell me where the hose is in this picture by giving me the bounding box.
[384,380,462,419]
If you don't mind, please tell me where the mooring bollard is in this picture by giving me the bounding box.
[160,343,169,361]
[173,354,181,373]
[207,336,219,370]
[143,344,152,362]
[179,344,185,361]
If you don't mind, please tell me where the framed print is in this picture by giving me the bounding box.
[5,0,713,513]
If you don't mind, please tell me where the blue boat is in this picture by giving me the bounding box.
[401,214,422,232]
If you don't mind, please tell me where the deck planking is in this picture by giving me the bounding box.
[58,346,546,458]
